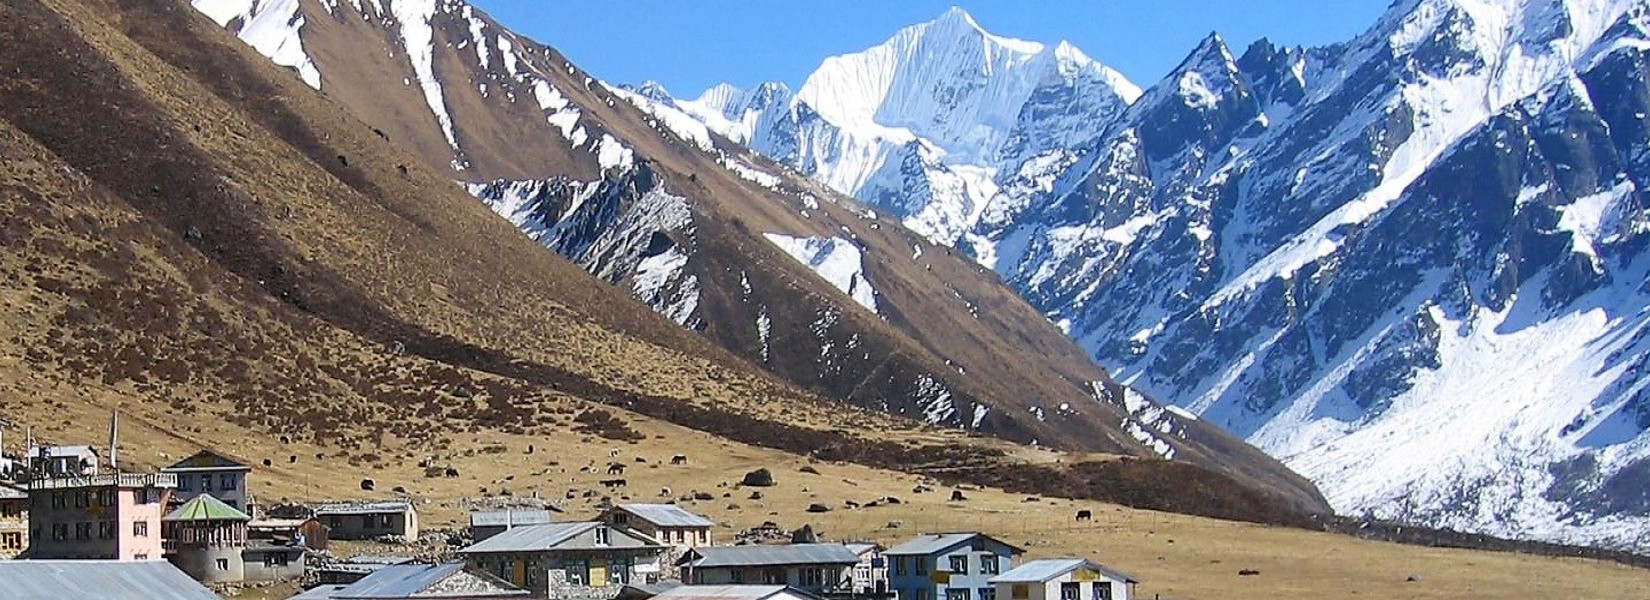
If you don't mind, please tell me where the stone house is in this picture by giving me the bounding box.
[598,504,712,567]
[459,521,666,598]
[0,483,28,559]
[315,501,419,541]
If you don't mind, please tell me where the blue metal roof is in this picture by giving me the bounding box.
[0,560,222,600]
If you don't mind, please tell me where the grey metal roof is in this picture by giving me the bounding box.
[680,544,860,568]
[328,562,527,599]
[0,560,222,600]
[314,501,413,516]
[471,509,555,527]
[652,585,824,600]
[987,559,1136,585]
[461,521,665,553]
[0,483,27,499]
[617,504,714,527]
[883,533,1024,556]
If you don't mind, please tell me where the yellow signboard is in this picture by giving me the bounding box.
[1072,570,1100,582]
[930,571,951,585]
[591,558,609,587]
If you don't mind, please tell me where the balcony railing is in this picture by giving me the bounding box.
[28,473,178,490]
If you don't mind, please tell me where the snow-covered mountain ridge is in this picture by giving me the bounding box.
[653,1,1650,550]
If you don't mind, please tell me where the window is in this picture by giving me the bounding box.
[201,477,213,492]
[949,556,968,573]
[1,501,19,518]
[51,492,66,509]
[378,514,393,528]
[916,558,927,575]
[980,555,999,575]
[917,589,929,600]
[98,490,116,507]
[177,475,191,491]
[361,515,374,529]
[74,522,91,540]
[1092,583,1112,600]
[612,512,629,524]
[610,558,632,585]
[1011,585,1029,600]
[1060,583,1080,600]
[216,558,229,571]
[98,521,114,539]
[1,532,21,550]
[220,474,237,490]
[264,552,290,567]
[563,560,588,585]
[74,491,90,508]
[947,588,972,600]
[729,569,744,584]
[800,567,824,588]
[51,523,68,541]
[134,553,149,561]
[892,557,906,576]
[134,520,150,537]
[979,588,996,600]
[595,526,611,545]
[762,568,785,584]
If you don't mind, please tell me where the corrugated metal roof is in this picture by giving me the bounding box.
[0,560,222,600]
[26,445,94,458]
[164,493,251,522]
[987,559,1136,585]
[331,562,530,599]
[314,501,413,515]
[883,533,1023,556]
[681,544,860,568]
[617,504,714,527]
[652,584,800,600]
[162,450,249,472]
[470,509,554,527]
[460,522,594,553]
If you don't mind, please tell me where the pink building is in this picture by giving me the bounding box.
[26,473,176,561]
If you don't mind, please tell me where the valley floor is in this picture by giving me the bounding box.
[12,376,1648,600]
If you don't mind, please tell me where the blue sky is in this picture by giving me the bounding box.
[468,1,1391,97]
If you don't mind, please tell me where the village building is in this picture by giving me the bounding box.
[0,559,220,600]
[459,521,667,597]
[884,533,1023,600]
[315,501,419,541]
[845,543,889,596]
[598,504,712,566]
[676,544,860,596]
[163,493,251,583]
[24,445,98,478]
[472,508,555,542]
[987,559,1135,600]
[243,542,308,582]
[162,449,255,515]
[250,516,330,551]
[648,585,826,600]
[25,472,176,561]
[286,562,529,600]
[0,483,29,559]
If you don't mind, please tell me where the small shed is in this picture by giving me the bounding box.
[314,501,419,541]
[249,517,330,551]
[470,509,555,542]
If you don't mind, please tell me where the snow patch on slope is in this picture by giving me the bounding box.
[191,0,322,89]
[763,234,880,314]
